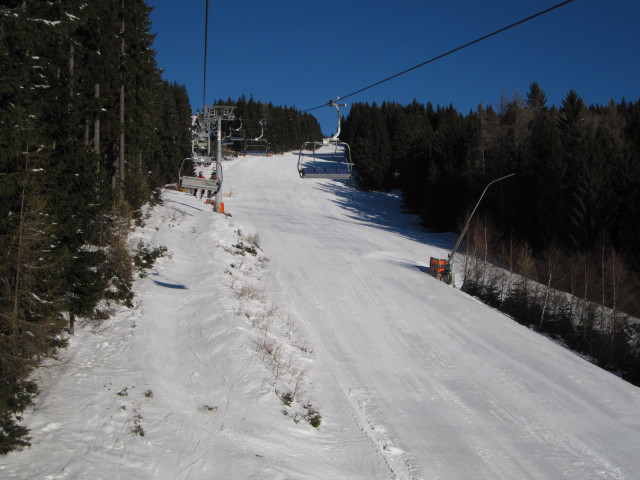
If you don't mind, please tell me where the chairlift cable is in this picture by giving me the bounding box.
[302,0,576,113]
[202,0,210,113]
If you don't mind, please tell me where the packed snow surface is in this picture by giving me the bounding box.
[3,152,640,479]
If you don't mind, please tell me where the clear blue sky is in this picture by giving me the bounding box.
[147,0,640,136]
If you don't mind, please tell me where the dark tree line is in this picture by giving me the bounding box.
[341,85,640,309]
[0,0,192,452]
[341,85,640,383]
[210,95,322,153]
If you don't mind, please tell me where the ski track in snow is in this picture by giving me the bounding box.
[347,387,418,480]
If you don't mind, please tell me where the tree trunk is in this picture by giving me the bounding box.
[119,82,125,186]
[94,83,100,157]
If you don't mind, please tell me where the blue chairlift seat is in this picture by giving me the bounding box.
[297,140,353,180]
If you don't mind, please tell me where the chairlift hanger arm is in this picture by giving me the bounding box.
[179,157,195,179]
[328,98,347,141]
[254,119,265,140]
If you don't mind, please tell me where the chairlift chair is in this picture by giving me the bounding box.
[244,119,269,156]
[229,118,245,142]
[219,133,234,146]
[297,141,353,179]
[297,100,353,179]
[229,131,245,142]
[178,157,221,195]
[245,139,269,155]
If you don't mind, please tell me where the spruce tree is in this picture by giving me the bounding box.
[0,0,195,450]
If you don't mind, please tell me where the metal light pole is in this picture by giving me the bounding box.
[448,172,515,266]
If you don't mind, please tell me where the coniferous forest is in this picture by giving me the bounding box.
[0,0,192,451]
[341,86,640,384]
[342,86,640,276]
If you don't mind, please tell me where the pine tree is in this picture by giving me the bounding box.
[396,101,435,215]
[381,102,411,187]
[526,82,547,111]
[558,90,597,250]
[0,0,195,450]
[0,52,64,449]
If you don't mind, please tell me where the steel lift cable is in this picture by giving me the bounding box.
[303,0,577,113]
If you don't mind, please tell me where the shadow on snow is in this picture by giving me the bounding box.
[150,271,188,290]
[314,180,456,251]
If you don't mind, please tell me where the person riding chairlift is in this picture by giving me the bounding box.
[206,172,219,199]
[193,170,206,196]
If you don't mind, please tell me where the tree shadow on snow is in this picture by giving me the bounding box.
[314,180,456,251]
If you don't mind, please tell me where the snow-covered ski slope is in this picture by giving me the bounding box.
[3,152,639,479]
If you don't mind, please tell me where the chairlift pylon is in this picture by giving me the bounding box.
[297,99,353,179]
